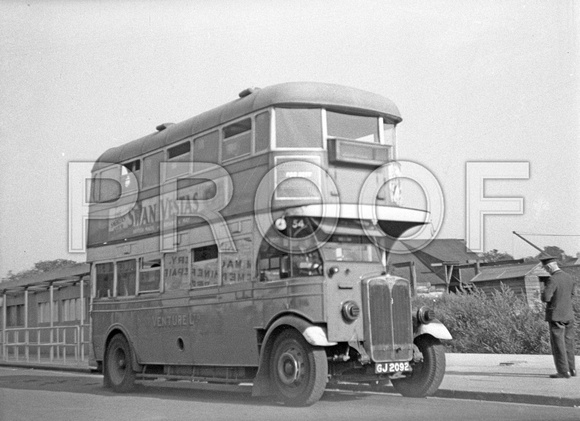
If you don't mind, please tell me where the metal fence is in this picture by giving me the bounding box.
[1,325,90,364]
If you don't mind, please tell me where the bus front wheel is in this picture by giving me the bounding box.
[104,334,136,393]
[391,335,445,398]
[269,329,328,406]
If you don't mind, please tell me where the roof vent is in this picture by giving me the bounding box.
[156,123,174,132]
[238,87,260,98]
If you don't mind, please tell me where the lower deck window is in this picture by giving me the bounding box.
[164,251,190,290]
[191,245,219,288]
[95,262,114,298]
[117,259,136,296]
[139,259,161,293]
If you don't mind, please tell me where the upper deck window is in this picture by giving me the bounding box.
[223,118,251,161]
[193,130,219,164]
[142,151,164,188]
[255,111,270,152]
[121,159,140,191]
[383,122,396,146]
[327,111,379,143]
[275,108,323,148]
[166,141,191,179]
[97,166,121,203]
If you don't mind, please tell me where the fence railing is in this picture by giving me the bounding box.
[1,325,90,364]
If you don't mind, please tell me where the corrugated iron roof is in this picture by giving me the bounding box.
[399,239,479,262]
[470,263,546,283]
[0,264,90,293]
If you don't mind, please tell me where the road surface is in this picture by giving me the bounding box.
[1,367,579,421]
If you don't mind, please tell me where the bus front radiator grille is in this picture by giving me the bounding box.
[362,278,414,362]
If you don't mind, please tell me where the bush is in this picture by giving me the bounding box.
[413,284,566,354]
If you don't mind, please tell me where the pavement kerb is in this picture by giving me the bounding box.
[334,382,580,408]
[0,361,94,374]
[432,388,580,408]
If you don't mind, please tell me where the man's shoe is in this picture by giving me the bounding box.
[550,372,570,378]
[570,369,577,377]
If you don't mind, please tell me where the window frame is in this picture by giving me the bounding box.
[141,150,165,189]
[165,140,192,181]
[94,261,115,299]
[120,159,141,194]
[96,165,122,203]
[138,257,163,294]
[325,110,381,145]
[190,243,220,289]
[221,117,253,162]
[116,258,137,297]
[273,107,325,151]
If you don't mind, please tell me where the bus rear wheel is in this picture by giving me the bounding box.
[104,334,136,393]
[391,335,445,398]
[269,329,328,406]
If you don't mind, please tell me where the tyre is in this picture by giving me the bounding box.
[269,329,328,406]
[391,335,445,398]
[104,334,136,393]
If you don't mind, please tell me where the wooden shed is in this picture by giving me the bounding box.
[469,263,547,306]
[389,239,480,293]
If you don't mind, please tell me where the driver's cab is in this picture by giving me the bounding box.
[257,216,384,282]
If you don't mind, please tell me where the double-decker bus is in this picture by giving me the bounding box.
[88,82,451,406]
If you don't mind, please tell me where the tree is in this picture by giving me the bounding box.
[535,246,568,263]
[480,249,514,263]
[1,259,81,283]
[541,246,565,259]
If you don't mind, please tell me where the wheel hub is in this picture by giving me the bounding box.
[278,351,301,385]
[115,350,126,370]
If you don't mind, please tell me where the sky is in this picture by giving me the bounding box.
[1,0,579,275]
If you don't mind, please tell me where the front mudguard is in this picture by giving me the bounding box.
[415,318,452,340]
[252,315,335,397]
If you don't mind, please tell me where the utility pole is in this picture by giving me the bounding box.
[512,231,544,253]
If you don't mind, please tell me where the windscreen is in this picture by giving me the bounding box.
[320,235,381,263]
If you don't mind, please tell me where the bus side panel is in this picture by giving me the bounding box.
[255,279,325,328]
[287,279,325,321]
[91,303,115,361]
[200,282,260,365]
[95,287,260,367]
[133,294,194,365]
[253,280,288,326]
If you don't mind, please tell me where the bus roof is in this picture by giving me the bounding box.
[93,82,401,171]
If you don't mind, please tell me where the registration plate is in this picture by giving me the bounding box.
[374,361,411,374]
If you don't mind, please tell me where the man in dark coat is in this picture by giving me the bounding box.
[540,254,576,378]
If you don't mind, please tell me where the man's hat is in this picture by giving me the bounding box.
[538,253,557,264]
